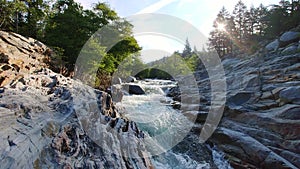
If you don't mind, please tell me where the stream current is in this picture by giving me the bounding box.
[117,79,232,169]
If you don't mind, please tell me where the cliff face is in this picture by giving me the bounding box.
[198,31,300,168]
[0,31,153,168]
[165,30,300,168]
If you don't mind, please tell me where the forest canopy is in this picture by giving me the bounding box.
[0,0,143,89]
[1,0,299,85]
[208,0,300,57]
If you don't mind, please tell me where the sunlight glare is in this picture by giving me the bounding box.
[217,22,226,32]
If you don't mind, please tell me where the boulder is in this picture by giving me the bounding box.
[265,39,279,51]
[109,85,123,102]
[123,84,145,95]
[0,68,153,169]
[279,86,300,104]
[126,76,136,83]
[166,86,181,101]
[279,31,300,47]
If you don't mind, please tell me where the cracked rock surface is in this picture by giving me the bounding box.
[0,31,153,169]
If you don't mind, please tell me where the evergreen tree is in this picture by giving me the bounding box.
[0,0,26,31]
[182,38,192,58]
[255,4,268,36]
[233,0,248,43]
[209,7,232,57]
[245,5,257,36]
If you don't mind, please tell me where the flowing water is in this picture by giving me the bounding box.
[117,79,232,169]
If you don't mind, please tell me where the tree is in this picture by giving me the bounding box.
[209,7,232,57]
[255,4,268,36]
[263,0,300,38]
[0,0,26,31]
[182,38,192,58]
[233,0,248,43]
[44,0,88,66]
[245,5,257,36]
[43,0,142,90]
[17,0,50,39]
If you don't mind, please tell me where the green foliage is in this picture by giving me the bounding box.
[233,0,248,42]
[182,38,192,58]
[265,0,300,38]
[44,0,90,65]
[108,36,142,67]
[209,0,300,57]
[0,0,27,31]
[0,0,50,39]
[144,52,196,79]
[136,68,173,80]
[0,0,142,89]
[209,7,233,57]
[43,0,142,81]
[114,54,146,80]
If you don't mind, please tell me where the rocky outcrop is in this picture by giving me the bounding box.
[0,31,61,87]
[205,39,300,167]
[0,32,153,168]
[169,29,300,168]
[265,31,300,54]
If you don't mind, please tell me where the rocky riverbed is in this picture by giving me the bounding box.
[167,30,300,168]
[1,28,300,169]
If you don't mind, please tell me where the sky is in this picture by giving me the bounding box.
[75,0,280,62]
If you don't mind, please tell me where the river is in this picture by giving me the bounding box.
[117,79,232,169]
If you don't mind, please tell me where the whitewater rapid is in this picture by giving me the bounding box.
[117,79,232,169]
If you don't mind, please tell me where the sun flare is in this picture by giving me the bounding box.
[217,22,226,31]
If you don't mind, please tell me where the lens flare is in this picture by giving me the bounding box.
[217,22,226,31]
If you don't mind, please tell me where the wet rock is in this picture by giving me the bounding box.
[126,76,136,83]
[123,84,145,95]
[166,86,181,101]
[171,101,181,109]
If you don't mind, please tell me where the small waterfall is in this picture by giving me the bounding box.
[118,79,232,169]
